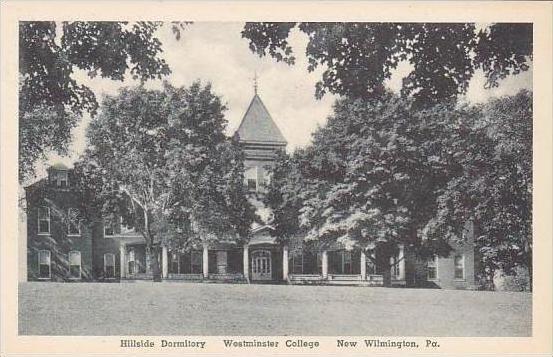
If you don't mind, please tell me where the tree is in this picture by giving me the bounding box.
[427,90,532,289]
[19,21,189,181]
[242,23,532,105]
[265,93,484,284]
[74,82,256,281]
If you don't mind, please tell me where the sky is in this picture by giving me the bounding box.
[43,22,532,175]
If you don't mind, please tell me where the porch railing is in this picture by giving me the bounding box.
[208,273,245,281]
[367,274,385,285]
[289,274,323,282]
[166,273,203,280]
[328,274,362,281]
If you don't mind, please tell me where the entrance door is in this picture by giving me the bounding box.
[251,250,272,281]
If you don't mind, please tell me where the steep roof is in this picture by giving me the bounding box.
[235,94,287,145]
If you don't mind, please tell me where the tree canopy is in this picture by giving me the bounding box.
[242,23,532,104]
[19,21,188,181]
[427,90,532,287]
[265,90,532,288]
[74,82,256,280]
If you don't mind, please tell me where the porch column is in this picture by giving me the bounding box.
[360,250,367,280]
[119,243,126,279]
[398,244,405,280]
[202,243,209,279]
[321,250,328,279]
[243,245,249,279]
[162,245,168,279]
[282,245,289,280]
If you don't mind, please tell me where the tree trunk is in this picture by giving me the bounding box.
[150,245,162,282]
[527,255,532,292]
[143,208,162,282]
[144,242,162,282]
[487,266,496,291]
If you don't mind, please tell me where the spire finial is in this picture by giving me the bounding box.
[253,71,258,95]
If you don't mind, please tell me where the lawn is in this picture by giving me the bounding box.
[18,282,531,336]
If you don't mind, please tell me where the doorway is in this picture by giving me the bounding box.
[251,250,272,281]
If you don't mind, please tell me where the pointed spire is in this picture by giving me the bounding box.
[235,92,287,145]
[253,71,258,95]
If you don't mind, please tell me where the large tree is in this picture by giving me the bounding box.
[75,82,255,281]
[426,90,532,289]
[265,94,484,283]
[19,21,188,181]
[266,90,532,289]
[242,23,532,105]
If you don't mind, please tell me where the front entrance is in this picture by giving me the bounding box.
[251,250,272,281]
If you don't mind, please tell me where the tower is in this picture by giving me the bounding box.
[234,87,287,195]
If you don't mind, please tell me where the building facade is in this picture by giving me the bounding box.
[25,93,476,289]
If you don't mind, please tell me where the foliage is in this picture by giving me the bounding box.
[427,90,532,288]
[242,23,532,104]
[74,82,256,280]
[19,21,190,181]
[266,90,532,288]
[266,94,475,257]
[493,266,531,292]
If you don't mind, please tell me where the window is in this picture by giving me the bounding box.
[104,220,114,237]
[170,251,202,274]
[57,171,68,188]
[69,251,81,279]
[104,253,116,279]
[427,255,438,280]
[454,254,465,280]
[38,206,50,234]
[341,251,353,274]
[245,167,258,192]
[38,250,51,279]
[67,208,80,236]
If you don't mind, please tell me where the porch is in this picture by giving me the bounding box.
[285,246,405,287]
[118,240,405,287]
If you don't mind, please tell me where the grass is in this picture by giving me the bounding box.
[18,282,531,336]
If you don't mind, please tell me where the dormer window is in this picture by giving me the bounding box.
[48,163,71,188]
[57,171,68,188]
[50,170,69,188]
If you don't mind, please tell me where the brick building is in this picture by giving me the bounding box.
[25,92,476,289]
